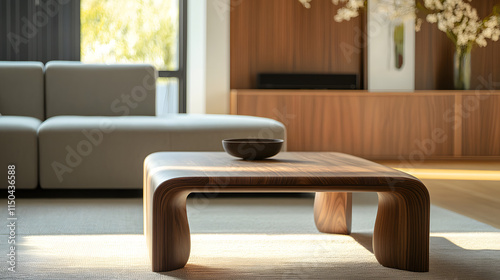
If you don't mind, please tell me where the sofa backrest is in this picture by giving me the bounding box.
[0,61,45,120]
[45,61,156,118]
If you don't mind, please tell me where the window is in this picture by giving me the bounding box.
[80,0,187,113]
[0,0,186,113]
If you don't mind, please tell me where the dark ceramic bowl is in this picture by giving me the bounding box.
[222,138,284,160]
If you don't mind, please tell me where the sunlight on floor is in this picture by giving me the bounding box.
[430,233,500,250]
[18,233,500,266]
[393,168,500,181]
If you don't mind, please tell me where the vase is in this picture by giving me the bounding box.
[367,1,415,91]
[453,45,472,90]
[394,23,405,70]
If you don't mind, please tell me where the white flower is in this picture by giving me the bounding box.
[415,18,423,31]
[298,0,312,8]
[483,27,493,38]
[492,30,500,41]
[376,0,416,21]
[330,0,365,22]
[420,0,500,47]
[300,0,500,48]
[476,35,487,47]
[426,14,438,23]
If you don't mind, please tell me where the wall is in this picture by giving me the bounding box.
[232,89,500,158]
[205,0,231,114]
[230,0,363,89]
[187,0,207,114]
[415,0,500,90]
[230,0,500,90]
[0,0,80,62]
[187,0,231,114]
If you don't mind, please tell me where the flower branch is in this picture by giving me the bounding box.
[299,0,500,48]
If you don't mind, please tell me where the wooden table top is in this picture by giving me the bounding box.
[145,152,420,191]
[145,152,430,272]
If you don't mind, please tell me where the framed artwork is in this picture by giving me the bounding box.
[367,0,415,92]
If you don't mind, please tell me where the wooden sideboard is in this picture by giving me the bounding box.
[230,90,500,160]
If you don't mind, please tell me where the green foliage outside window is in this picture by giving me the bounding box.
[81,0,177,70]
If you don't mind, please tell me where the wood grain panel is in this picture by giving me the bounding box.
[230,0,362,89]
[415,15,455,90]
[461,95,482,156]
[469,0,500,90]
[415,0,500,90]
[235,90,456,158]
[314,192,352,234]
[232,0,500,90]
[145,152,430,272]
[462,94,500,156]
[453,95,463,157]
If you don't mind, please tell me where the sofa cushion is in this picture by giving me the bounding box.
[38,115,286,189]
[45,61,156,118]
[0,62,44,120]
[0,116,41,189]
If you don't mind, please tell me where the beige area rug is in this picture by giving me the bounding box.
[1,194,499,279]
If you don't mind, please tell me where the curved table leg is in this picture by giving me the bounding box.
[373,187,430,272]
[148,186,429,272]
[314,192,352,234]
[152,190,191,272]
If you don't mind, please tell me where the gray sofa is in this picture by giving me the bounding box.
[1,61,286,189]
[0,62,44,189]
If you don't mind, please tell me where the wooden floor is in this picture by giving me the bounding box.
[377,160,500,229]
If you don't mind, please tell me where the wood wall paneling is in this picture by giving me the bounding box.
[230,0,362,89]
[230,0,500,158]
[235,90,461,158]
[462,95,500,156]
[415,0,500,90]
[469,0,500,90]
[231,0,500,90]
[414,16,455,90]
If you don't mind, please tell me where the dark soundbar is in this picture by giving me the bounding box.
[257,73,359,90]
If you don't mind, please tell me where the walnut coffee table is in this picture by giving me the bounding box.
[144,152,429,272]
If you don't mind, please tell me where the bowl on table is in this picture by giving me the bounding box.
[222,138,284,160]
